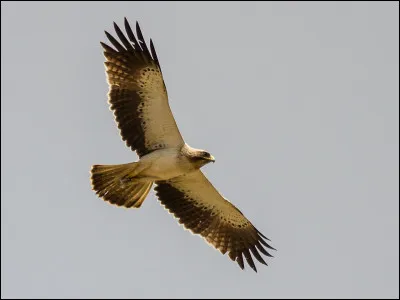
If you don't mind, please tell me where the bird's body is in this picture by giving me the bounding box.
[90,18,275,272]
[136,147,185,181]
[125,144,211,182]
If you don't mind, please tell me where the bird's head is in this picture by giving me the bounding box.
[199,151,216,163]
[189,149,215,168]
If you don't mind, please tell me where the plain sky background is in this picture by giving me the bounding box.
[1,1,399,299]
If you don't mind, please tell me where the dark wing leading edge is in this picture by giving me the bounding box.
[101,19,184,157]
[154,170,275,272]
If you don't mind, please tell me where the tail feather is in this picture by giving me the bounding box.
[124,181,152,208]
[90,163,153,208]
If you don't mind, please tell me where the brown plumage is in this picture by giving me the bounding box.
[90,18,275,272]
[102,19,183,157]
[155,171,275,272]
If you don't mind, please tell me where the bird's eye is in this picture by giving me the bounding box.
[203,152,210,157]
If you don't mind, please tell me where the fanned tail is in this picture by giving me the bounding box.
[90,163,153,208]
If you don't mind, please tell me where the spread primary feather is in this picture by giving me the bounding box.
[90,18,275,272]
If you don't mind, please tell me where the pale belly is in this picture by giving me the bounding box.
[137,148,192,181]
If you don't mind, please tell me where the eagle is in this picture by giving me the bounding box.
[90,18,275,272]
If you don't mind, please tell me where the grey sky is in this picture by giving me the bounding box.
[1,1,399,299]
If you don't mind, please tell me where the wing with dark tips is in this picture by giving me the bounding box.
[154,170,275,272]
[101,19,184,157]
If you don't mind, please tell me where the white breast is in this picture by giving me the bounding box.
[139,148,190,181]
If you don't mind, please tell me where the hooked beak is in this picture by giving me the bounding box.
[210,155,215,163]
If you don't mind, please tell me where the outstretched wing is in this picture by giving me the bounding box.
[101,19,184,157]
[154,170,275,272]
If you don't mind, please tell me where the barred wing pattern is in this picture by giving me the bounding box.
[101,19,184,157]
[155,170,275,272]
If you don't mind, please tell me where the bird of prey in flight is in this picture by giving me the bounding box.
[90,18,275,272]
